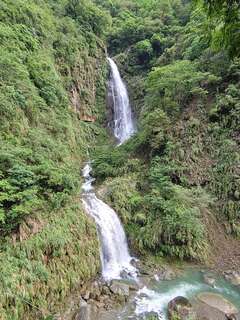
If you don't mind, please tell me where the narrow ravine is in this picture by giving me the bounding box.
[81,57,137,281]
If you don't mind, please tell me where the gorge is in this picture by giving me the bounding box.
[0,0,239,319]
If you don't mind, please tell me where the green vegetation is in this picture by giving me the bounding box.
[0,0,109,234]
[0,0,239,318]
[196,0,240,57]
[0,200,100,319]
[0,0,110,318]
[92,0,240,262]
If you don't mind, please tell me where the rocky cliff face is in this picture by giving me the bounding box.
[68,47,107,121]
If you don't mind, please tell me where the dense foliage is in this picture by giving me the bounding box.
[0,0,109,234]
[0,0,109,318]
[197,0,240,57]
[0,0,239,318]
[92,0,240,261]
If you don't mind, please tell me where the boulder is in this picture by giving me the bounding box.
[193,300,227,320]
[89,281,101,300]
[197,293,238,315]
[203,274,216,287]
[102,285,111,296]
[109,280,130,297]
[157,268,176,281]
[75,299,91,320]
[118,278,139,291]
[224,271,240,286]
[168,296,197,320]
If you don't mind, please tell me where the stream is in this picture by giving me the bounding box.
[97,269,240,319]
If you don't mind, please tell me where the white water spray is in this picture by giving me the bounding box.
[82,163,137,281]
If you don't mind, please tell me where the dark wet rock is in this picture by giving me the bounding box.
[118,278,139,291]
[203,274,216,287]
[138,264,153,276]
[168,296,197,320]
[197,293,238,315]
[109,280,130,296]
[131,258,139,269]
[74,299,91,320]
[120,270,131,279]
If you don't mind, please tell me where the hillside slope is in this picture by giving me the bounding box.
[0,0,239,319]
[93,0,240,263]
[0,0,110,318]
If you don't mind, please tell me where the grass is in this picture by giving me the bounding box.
[0,198,100,320]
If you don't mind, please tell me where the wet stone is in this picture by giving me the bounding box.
[168,296,197,320]
[109,280,130,297]
[157,267,176,281]
[139,311,159,319]
[203,274,216,287]
[74,299,91,320]
[224,271,240,286]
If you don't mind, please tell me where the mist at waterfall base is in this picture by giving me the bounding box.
[107,57,136,144]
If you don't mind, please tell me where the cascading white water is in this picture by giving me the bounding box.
[108,57,135,144]
[81,58,137,281]
[82,163,137,281]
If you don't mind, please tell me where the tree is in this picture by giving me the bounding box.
[134,39,153,64]
[196,0,240,57]
[65,0,111,37]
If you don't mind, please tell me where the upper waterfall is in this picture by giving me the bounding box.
[107,57,136,144]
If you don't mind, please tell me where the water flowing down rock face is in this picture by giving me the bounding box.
[107,57,135,144]
[81,60,137,281]
[82,163,137,281]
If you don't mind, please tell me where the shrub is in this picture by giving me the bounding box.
[134,39,153,64]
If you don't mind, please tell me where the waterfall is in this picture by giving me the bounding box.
[81,58,137,281]
[107,57,135,144]
[82,163,137,281]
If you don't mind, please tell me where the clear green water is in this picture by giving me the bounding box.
[114,269,240,319]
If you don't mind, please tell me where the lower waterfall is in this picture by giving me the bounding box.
[82,163,137,281]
